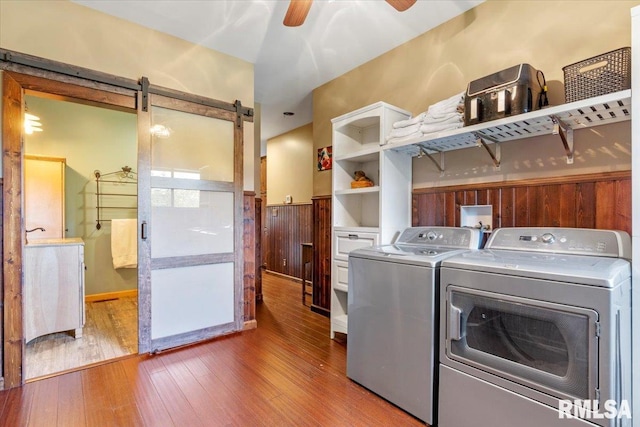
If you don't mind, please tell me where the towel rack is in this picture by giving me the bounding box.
[95,166,137,230]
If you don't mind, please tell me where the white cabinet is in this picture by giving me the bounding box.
[24,238,85,343]
[330,102,412,337]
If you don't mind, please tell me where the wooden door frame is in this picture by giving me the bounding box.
[1,70,138,388]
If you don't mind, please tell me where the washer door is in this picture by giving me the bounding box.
[445,286,598,401]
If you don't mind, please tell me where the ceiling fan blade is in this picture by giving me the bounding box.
[385,0,417,12]
[283,0,313,27]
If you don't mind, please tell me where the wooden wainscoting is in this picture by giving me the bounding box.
[312,196,331,315]
[412,171,631,234]
[243,191,257,328]
[263,203,312,280]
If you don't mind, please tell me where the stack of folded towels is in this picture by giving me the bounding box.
[386,91,465,144]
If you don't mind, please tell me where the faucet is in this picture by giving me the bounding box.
[25,227,46,244]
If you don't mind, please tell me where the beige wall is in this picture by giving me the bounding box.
[266,123,313,205]
[313,0,639,195]
[0,0,257,190]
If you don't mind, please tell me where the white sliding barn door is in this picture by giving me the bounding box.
[138,92,243,352]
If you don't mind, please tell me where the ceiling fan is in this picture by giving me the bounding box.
[284,0,417,27]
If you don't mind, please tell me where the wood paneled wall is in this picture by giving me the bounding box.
[263,204,313,279]
[412,171,631,235]
[312,196,331,315]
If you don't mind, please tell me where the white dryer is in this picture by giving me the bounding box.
[347,226,482,425]
[438,227,632,427]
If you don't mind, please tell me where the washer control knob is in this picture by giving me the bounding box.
[541,233,556,244]
[426,231,438,241]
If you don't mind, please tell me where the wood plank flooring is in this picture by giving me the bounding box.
[25,297,138,380]
[1,273,425,426]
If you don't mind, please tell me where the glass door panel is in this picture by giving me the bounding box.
[150,106,234,182]
[446,286,598,400]
[151,191,234,258]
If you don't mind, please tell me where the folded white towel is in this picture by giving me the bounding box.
[387,123,423,140]
[387,131,425,145]
[392,112,427,129]
[427,91,465,116]
[419,120,464,135]
[422,112,463,124]
[111,219,138,269]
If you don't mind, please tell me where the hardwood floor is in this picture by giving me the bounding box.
[0,273,424,426]
[25,297,138,380]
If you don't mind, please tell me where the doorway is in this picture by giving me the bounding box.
[23,92,139,379]
[2,65,251,388]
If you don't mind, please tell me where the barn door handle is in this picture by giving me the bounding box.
[141,221,148,240]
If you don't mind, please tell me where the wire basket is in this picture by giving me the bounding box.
[562,47,631,103]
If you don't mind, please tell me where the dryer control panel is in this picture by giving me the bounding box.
[486,227,631,259]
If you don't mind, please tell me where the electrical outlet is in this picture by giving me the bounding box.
[283,258,287,267]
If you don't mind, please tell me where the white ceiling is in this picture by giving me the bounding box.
[73,0,482,145]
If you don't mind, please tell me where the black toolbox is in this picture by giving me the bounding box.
[464,64,542,126]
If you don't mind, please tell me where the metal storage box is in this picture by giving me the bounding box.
[563,47,631,103]
[464,64,541,126]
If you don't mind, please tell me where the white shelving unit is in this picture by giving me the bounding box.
[330,101,412,338]
[384,90,631,168]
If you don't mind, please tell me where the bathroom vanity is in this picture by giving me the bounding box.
[24,238,85,343]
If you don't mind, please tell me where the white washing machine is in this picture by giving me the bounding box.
[438,227,632,427]
[347,226,482,425]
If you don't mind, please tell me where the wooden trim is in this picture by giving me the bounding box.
[254,197,263,302]
[85,289,138,303]
[5,71,136,111]
[233,107,245,333]
[148,84,254,121]
[150,322,237,353]
[311,195,331,200]
[243,319,258,330]
[243,192,256,322]
[310,305,330,318]
[24,154,66,163]
[413,170,631,194]
[150,93,237,122]
[3,72,25,389]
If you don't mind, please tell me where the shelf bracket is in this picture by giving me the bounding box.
[550,115,574,164]
[418,146,445,176]
[473,132,501,170]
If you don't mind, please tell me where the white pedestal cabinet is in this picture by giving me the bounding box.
[330,102,412,338]
[24,238,85,343]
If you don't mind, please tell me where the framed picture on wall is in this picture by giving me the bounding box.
[318,146,332,171]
